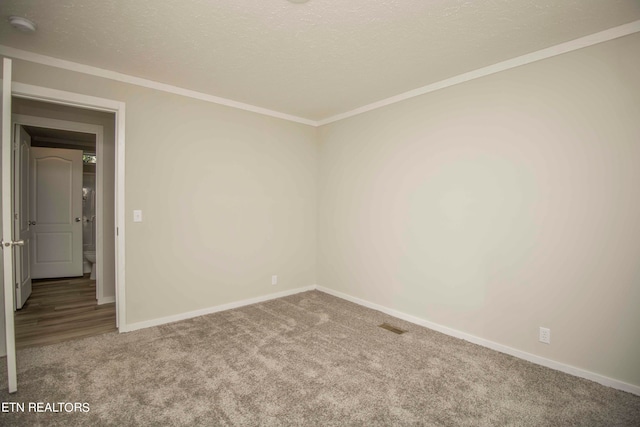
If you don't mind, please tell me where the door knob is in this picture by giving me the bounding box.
[29,220,36,226]
[75,217,82,222]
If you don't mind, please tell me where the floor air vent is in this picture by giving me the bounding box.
[378,323,407,334]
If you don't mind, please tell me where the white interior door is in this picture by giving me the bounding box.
[14,125,32,309]
[1,58,18,393]
[30,147,83,279]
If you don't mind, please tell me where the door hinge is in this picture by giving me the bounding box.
[14,213,18,220]
[15,282,19,289]
[116,227,119,236]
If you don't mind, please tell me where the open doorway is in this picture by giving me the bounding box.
[24,126,96,282]
[11,98,117,348]
[2,69,127,392]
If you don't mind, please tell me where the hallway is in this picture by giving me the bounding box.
[15,276,116,349]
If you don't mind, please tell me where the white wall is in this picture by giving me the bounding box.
[317,33,640,387]
[9,58,318,326]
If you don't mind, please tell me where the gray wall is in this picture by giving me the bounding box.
[317,33,640,387]
[9,57,318,327]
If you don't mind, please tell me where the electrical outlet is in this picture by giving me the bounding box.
[539,327,551,344]
[271,275,278,285]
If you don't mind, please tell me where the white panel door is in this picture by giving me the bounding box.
[14,125,32,309]
[1,58,18,392]
[30,147,83,279]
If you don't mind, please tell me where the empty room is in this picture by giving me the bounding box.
[1,1,639,425]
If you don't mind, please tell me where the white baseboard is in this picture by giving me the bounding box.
[97,296,115,305]
[121,285,316,333]
[315,285,640,396]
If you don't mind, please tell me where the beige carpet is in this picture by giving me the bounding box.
[0,290,638,426]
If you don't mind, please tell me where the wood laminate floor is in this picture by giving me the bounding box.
[15,276,116,349]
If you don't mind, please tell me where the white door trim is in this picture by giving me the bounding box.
[11,82,126,330]
[13,115,104,299]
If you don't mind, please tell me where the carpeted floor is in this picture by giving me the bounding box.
[0,290,639,426]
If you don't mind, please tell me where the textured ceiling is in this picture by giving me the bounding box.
[1,0,639,121]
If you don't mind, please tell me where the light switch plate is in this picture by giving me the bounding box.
[133,210,143,222]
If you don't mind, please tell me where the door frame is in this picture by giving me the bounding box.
[13,124,32,309]
[2,57,17,392]
[11,82,126,330]
[13,116,105,302]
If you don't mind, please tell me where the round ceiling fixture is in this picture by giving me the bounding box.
[287,0,310,3]
[8,16,37,33]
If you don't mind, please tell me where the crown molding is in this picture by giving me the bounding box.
[0,45,317,126]
[317,20,640,126]
[2,19,639,128]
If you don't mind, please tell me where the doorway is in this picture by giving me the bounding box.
[10,108,118,347]
[11,106,113,305]
[2,69,127,393]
